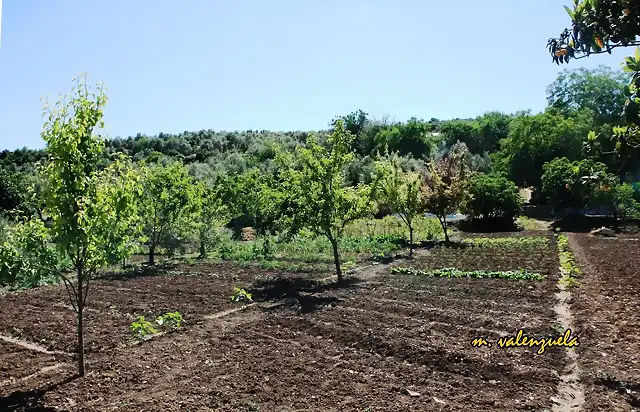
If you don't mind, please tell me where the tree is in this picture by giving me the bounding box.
[373,151,423,256]
[548,1,640,180]
[421,143,473,243]
[40,75,140,376]
[546,65,628,125]
[138,161,196,265]
[193,180,231,258]
[0,168,30,218]
[541,157,610,212]
[463,174,523,224]
[280,120,375,281]
[494,109,592,187]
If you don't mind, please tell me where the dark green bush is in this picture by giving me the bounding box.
[463,174,523,222]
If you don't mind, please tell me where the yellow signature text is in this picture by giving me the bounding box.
[471,329,579,354]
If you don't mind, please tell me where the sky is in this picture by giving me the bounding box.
[0,0,634,151]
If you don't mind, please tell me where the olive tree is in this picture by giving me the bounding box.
[41,75,141,376]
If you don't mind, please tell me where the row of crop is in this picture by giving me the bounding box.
[556,234,582,287]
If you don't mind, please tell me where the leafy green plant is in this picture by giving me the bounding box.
[463,236,548,248]
[156,311,184,329]
[557,234,582,288]
[130,316,159,339]
[230,287,253,303]
[391,266,545,281]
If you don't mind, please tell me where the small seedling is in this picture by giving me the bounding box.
[130,316,159,339]
[230,287,253,303]
[156,311,184,328]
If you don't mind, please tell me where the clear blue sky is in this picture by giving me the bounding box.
[0,0,633,151]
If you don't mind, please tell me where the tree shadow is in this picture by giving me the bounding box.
[0,374,78,412]
[99,262,176,281]
[249,276,362,314]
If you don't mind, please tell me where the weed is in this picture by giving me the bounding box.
[391,266,545,281]
[230,287,253,303]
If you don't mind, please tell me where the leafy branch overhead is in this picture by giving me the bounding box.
[548,0,640,64]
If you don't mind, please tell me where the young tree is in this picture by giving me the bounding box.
[193,180,231,258]
[280,120,375,281]
[40,75,140,376]
[421,143,472,243]
[373,151,423,256]
[138,161,196,265]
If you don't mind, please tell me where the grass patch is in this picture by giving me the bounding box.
[391,266,545,280]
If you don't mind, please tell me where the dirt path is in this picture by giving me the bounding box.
[552,265,585,411]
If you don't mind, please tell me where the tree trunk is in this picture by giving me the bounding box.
[199,241,206,259]
[443,218,449,243]
[438,216,449,243]
[330,237,342,282]
[76,267,85,377]
[149,245,155,266]
[408,225,414,257]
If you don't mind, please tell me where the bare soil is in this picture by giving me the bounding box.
[0,233,625,411]
[568,233,640,411]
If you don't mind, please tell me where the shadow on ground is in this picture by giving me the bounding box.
[0,374,77,412]
[99,263,177,281]
[250,276,363,314]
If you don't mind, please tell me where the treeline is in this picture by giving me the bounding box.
[2,65,640,228]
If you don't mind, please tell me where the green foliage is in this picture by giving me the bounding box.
[463,236,548,248]
[421,142,472,242]
[155,311,184,329]
[546,66,629,124]
[343,215,442,242]
[130,311,184,340]
[541,157,636,216]
[390,267,545,281]
[279,120,375,280]
[193,180,231,258]
[557,234,582,288]
[138,161,197,264]
[230,287,253,303]
[463,174,523,222]
[130,316,158,339]
[548,1,640,64]
[495,109,593,187]
[39,74,140,376]
[0,168,31,218]
[0,218,65,289]
[373,151,423,254]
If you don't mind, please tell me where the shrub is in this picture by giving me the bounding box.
[463,174,523,222]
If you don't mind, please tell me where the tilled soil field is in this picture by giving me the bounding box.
[568,233,640,411]
[0,236,571,411]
